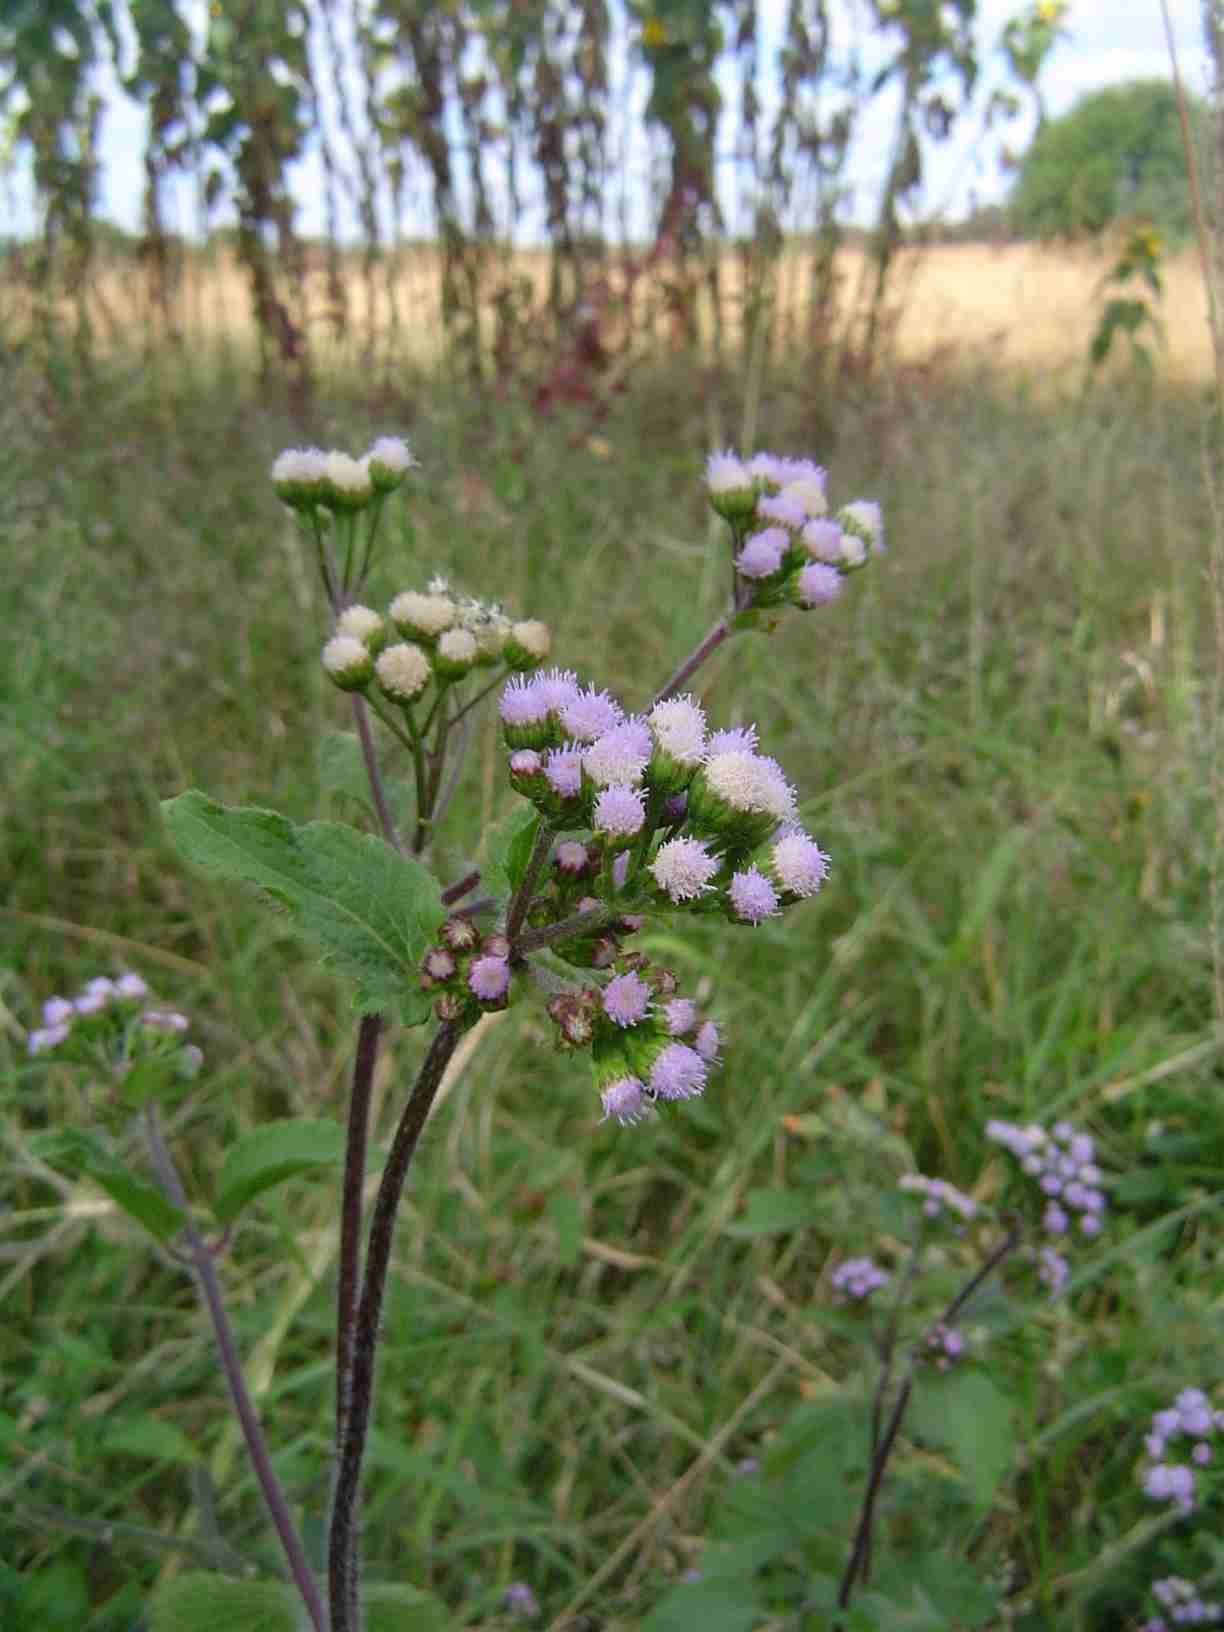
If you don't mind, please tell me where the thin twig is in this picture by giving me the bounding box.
[144,1110,327,1632]
[513,904,610,957]
[327,1021,463,1632]
[505,822,556,946]
[651,614,732,706]
[440,868,481,906]
[351,694,401,852]
[336,1014,381,1451]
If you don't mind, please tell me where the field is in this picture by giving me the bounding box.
[2,238,1222,1630]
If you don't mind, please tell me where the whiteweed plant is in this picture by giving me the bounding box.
[26,435,949,1629]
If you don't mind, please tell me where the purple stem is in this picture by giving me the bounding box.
[144,1110,327,1632]
[336,1014,381,1450]
[351,693,401,853]
[327,1020,463,1632]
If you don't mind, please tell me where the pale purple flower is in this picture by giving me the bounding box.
[75,982,114,1015]
[504,1581,540,1619]
[500,675,547,726]
[424,946,456,981]
[594,785,646,837]
[545,748,584,798]
[728,867,780,923]
[115,972,149,1000]
[1079,1213,1101,1236]
[664,998,698,1035]
[694,1020,721,1062]
[648,695,707,765]
[704,750,797,821]
[736,527,787,578]
[611,851,630,889]
[555,840,590,875]
[706,724,758,755]
[1043,1202,1068,1235]
[469,956,510,1001]
[42,996,74,1027]
[533,667,580,713]
[560,686,623,742]
[602,972,652,1027]
[756,493,807,531]
[797,563,842,607]
[509,749,543,777]
[141,1009,189,1033]
[831,1256,889,1300]
[801,519,844,563]
[1038,1247,1069,1292]
[27,1025,70,1055]
[1193,1442,1213,1465]
[601,1076,647,1125]
[649,1043,707,1101]
[899,1174,976,1220]
[705,450,752,493]
[651,837,719,902]
[747,452,790,486]
[769,830,831,897]
[584,719,652,786]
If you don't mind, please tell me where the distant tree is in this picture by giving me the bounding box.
[1009,79,1202,241]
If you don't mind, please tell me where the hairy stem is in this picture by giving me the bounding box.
[327,1020,463,1632]
[336,1014,381,1451]
[505,822,556,946]
[144,1110,327,1632]
[513,904,611,956]
[440,867,481,907]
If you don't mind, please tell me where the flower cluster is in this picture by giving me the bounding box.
[898,1173,977,1224]
[830,1256,890,1302]
[323,578,552,700]
[498,678,829,933]
[271,436,417,512]
[987,1117,1106,1293]
[1140,1576,1223,1628]
[1140,1389,1222,1515]
[543,953,721,1126]
[26,973,202,1085]
[419,918,515,1023]
[704,450,884,614]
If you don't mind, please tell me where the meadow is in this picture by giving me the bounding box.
[2,237,1222,1629]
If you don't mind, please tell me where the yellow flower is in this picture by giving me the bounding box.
[1036,0,1060,21]
[642,16,666,48]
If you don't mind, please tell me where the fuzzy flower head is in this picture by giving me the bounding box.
[602,971,652,1028]
[271,445,327,506]
[584,719,652,787]
[649,695,707,771]
[706,724,758,756]
[801,518,844,563]
[560,686,624,743]
[664,998,698,1036]
[505,619,551,670]
[336,604,386,650]
[756,493,808,533]
[779,472,828,517]
[391,591,457,639]
[769,830,830,898]
[469,956,511,1003]
[694,1020,721,1062]
[728,867,780,924]
[649,1042,707,1102]
[323,635,373,691]
[365,435,416,490]
[500,675,548,725]
[545,748,584,800]
[435,627,478,678]
[796,563,842,608]
[736,528,788,579]
[839,499,885,557]
[376,642,431,702]
[691,751,797,843]
[555,840,591,876]
[322,450,374,509]
[831,1256,890,1301]
[601,1076,648,1126]
[899,1173,977,1222]
[532,667,580,714]
[651,837,719,903]
[705,449,757,522]
[594,785,646,838]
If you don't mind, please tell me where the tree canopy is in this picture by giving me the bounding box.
[1009,79,1201,241]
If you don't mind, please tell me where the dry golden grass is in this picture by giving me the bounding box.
[10,237,1212,384]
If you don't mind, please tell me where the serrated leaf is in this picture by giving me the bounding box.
[909,1369,1015,1510]
[149,1573,299,1632]
[214,1117,345,1223]
[30,1129,185,1243]
[162,791,443,1023]
[724,1186,817,1237]
[104,1416,199,1465]
[481,803,540,899]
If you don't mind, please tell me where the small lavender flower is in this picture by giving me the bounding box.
[649,1043,707,1101]
[801,518,844,563]
[703,750,798,823]
[728,867,780,923]
[648,695,708,767]
[768,830,830,898]
[796,562,842,607]
[1038,1246,1069,1292]
[584,719,652,786]
[831,1256,889,1301]
[706,724,758,755]
[694,1020,721,1062]
[42,996,74,1027]
[664,998,698,1035]
[926,1321,965,1370]
[423,946,456,982]
[898,1173,977,1221]
[757,493,807,531]
[27,1025,70,1055]
[544,748,584,799]
[115,972,149,1001]
[602,972,652,1027]
[651,837,719,903]
[141,1009,190,1033]
[705,449,752,494]
[504,1581,540,1619]
[500,674,548,728]
[555,840,590,876]
[779,471,828,515]
[509,749,543,778]
[736,527,787,578]
[560,686,624,742]
[469,956,510,1002]
[533,667,580,713]
[601,1076,648,1125]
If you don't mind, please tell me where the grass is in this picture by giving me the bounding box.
[2,266,1223,1630]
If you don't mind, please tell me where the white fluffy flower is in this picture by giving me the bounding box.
[770,830,830,897]
[391,591,457,637]
[510,619,550,660]
[271,446,327,487]
[366,435,416,475]
[780,476,828,516]
[650,837,719,903]
[376,642,431,700]
[437,628,478,665]
[322,635,372,688]
[840,499,884,554]
[336,605,384,646]
[704,751,797,821]
[705,450,752,493]
[649,695,707,766]
[323,450,373,502]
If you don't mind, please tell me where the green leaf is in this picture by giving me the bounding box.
[29,1129,185,1244]
[162,791,444,1023]
[724,1187,817,1237]
[909,1368,1015,1510]
[481,803,540,898]
[149,1573,298,1632]
[214,1117,345,1224]
[640,1578,763,1632]
[363,1582,450,1632]
[104,1416,199,1465]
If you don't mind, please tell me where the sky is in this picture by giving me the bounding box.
[12,0,1215,243]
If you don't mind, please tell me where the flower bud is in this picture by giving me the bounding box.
[321,450,374,510]
[434,628,479,679]
[271,446,327,509]
[322,635,374,692]
[442,916,480,951]
[391,591,458,640]
[365,435,416,491]
[376,642,431,702]
[837,499,884,562]
[336,604,388,652]
[504,619,551,671]
[705,450,757,523]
